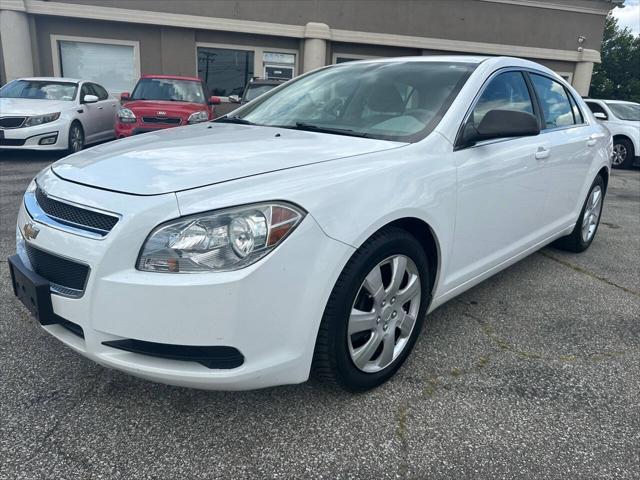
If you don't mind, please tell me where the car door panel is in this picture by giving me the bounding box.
[79,83,101,142]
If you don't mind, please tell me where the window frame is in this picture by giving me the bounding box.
[526,71,587,132]
[454,67,542,150]
[455,67,588,151]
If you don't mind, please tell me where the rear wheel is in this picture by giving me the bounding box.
[313,227,430,392]
[554,175,605,253]
[67,122,84,154]
[612,138,634,169]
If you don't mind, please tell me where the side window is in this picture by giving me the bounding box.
[80,83,96,101]
[530,74,575,129]
[91,83,109,101]
[471,71,534,126]
[567,94,584,124]
[586,101,608,119]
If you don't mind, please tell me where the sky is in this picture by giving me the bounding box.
[612,0,640,35]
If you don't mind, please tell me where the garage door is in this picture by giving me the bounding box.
[59,40,138,95]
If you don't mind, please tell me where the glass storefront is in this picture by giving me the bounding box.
[197,47,254,97]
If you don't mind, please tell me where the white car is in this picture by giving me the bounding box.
[9,56,611,392]
[0,77,117,152]
[584,99,640,169]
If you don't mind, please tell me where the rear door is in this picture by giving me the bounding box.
[79,83,100,141]
[89,82,117,138]
[446,70,550,290]
[527,73,596,229]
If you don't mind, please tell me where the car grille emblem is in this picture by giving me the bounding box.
[157,111,167,116]
[23,222,40,240]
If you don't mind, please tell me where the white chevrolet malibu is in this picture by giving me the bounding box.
[9,57,611,391]
[0,77,117,152]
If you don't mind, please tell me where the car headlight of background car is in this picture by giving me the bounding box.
[137,202,306,273]
[23,112,60,127]
[117,108,136,123]
[187,110,209,124]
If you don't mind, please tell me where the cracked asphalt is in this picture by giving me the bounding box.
[1,150,639,480]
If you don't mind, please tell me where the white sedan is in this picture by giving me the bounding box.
[584,99,640,169]
[0,77,117,152]
[9,56,611,391]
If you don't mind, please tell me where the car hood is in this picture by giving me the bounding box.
[0,98,72,115]
[123,100,208,117]
[51,123,406,195]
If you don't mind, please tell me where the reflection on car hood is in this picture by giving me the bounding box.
[0,98,73,115]
[52,123,406,195]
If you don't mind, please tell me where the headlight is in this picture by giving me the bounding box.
[187,110,209,124]
[23,112,60,127]
[118,108,136,123]
[26,178,37,193]
[137,202,306,273]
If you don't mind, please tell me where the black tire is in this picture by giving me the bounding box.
[612,137,634,169]
[67,122,84,154]
[312,227,431,392]
[553,175,605,253]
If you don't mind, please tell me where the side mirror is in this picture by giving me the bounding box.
[120,92,131,101]
[593,112,607,120]
[461,110,540,146]
[208,96,221,105]
[228,95,241,103]
[83,94,99,104]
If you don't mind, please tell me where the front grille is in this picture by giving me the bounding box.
[0,116,26,128]
[25,244,89,292]
[0,138,26,146]
[142,116,181,125]
[35,187,119,235]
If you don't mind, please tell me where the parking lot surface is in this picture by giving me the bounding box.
[1,150,638,480]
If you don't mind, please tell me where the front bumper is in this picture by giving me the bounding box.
[115,120,184,138]
[0,120,68,150]
[14,173,354,390]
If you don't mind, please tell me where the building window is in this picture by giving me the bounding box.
[197,47,254,97]
[57,39,137,94]
[263,52,295,80]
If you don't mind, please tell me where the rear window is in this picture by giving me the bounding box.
[530,74,576,129]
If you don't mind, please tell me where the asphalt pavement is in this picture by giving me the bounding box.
[1,149,638,479]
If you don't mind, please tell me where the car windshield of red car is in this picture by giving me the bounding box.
[131,78,205,103]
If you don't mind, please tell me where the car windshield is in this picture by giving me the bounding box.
[244,84,278,102]
[233,60,476,142]
[0,80,78,101]
[131,78,206,103]
[605,102,640,121]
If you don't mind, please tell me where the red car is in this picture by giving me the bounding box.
[115,75,220,137]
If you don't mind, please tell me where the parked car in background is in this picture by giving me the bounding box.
[585,99,640,169]
[0,77,117,153]
[116,75,220,137]
[10,56,611,392]
[229,78,287,105]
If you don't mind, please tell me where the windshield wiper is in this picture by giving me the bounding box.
[282,122,369,138]
[214,116,255,125]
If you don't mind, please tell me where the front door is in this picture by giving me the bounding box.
[445,70,550,291]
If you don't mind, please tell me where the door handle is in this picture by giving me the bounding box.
[535,147,550,160]
[97,106,104,110]
[586,135,597,147]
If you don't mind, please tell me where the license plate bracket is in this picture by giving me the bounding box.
[8,254,56,325]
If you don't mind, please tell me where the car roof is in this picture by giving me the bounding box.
[17,76,81,84]
[592,99,638,105]
[140,74,202,82]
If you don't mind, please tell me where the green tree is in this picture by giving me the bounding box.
[590,14,640,102]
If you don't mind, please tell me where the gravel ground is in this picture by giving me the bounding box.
[1,150,638,480]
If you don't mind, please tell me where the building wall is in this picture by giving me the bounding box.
[54,0,609,53]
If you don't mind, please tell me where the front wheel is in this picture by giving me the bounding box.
[313,227,430,392]
[67,122,84,154]
[553,175,605,253]
[612,138,634,169]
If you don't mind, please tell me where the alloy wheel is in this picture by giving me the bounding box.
[612,143,627,166]
[581,185,603,243]
[70,126,83,153]
[348,255,421,373]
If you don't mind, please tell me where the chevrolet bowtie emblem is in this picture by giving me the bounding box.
[23,222,40,240]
